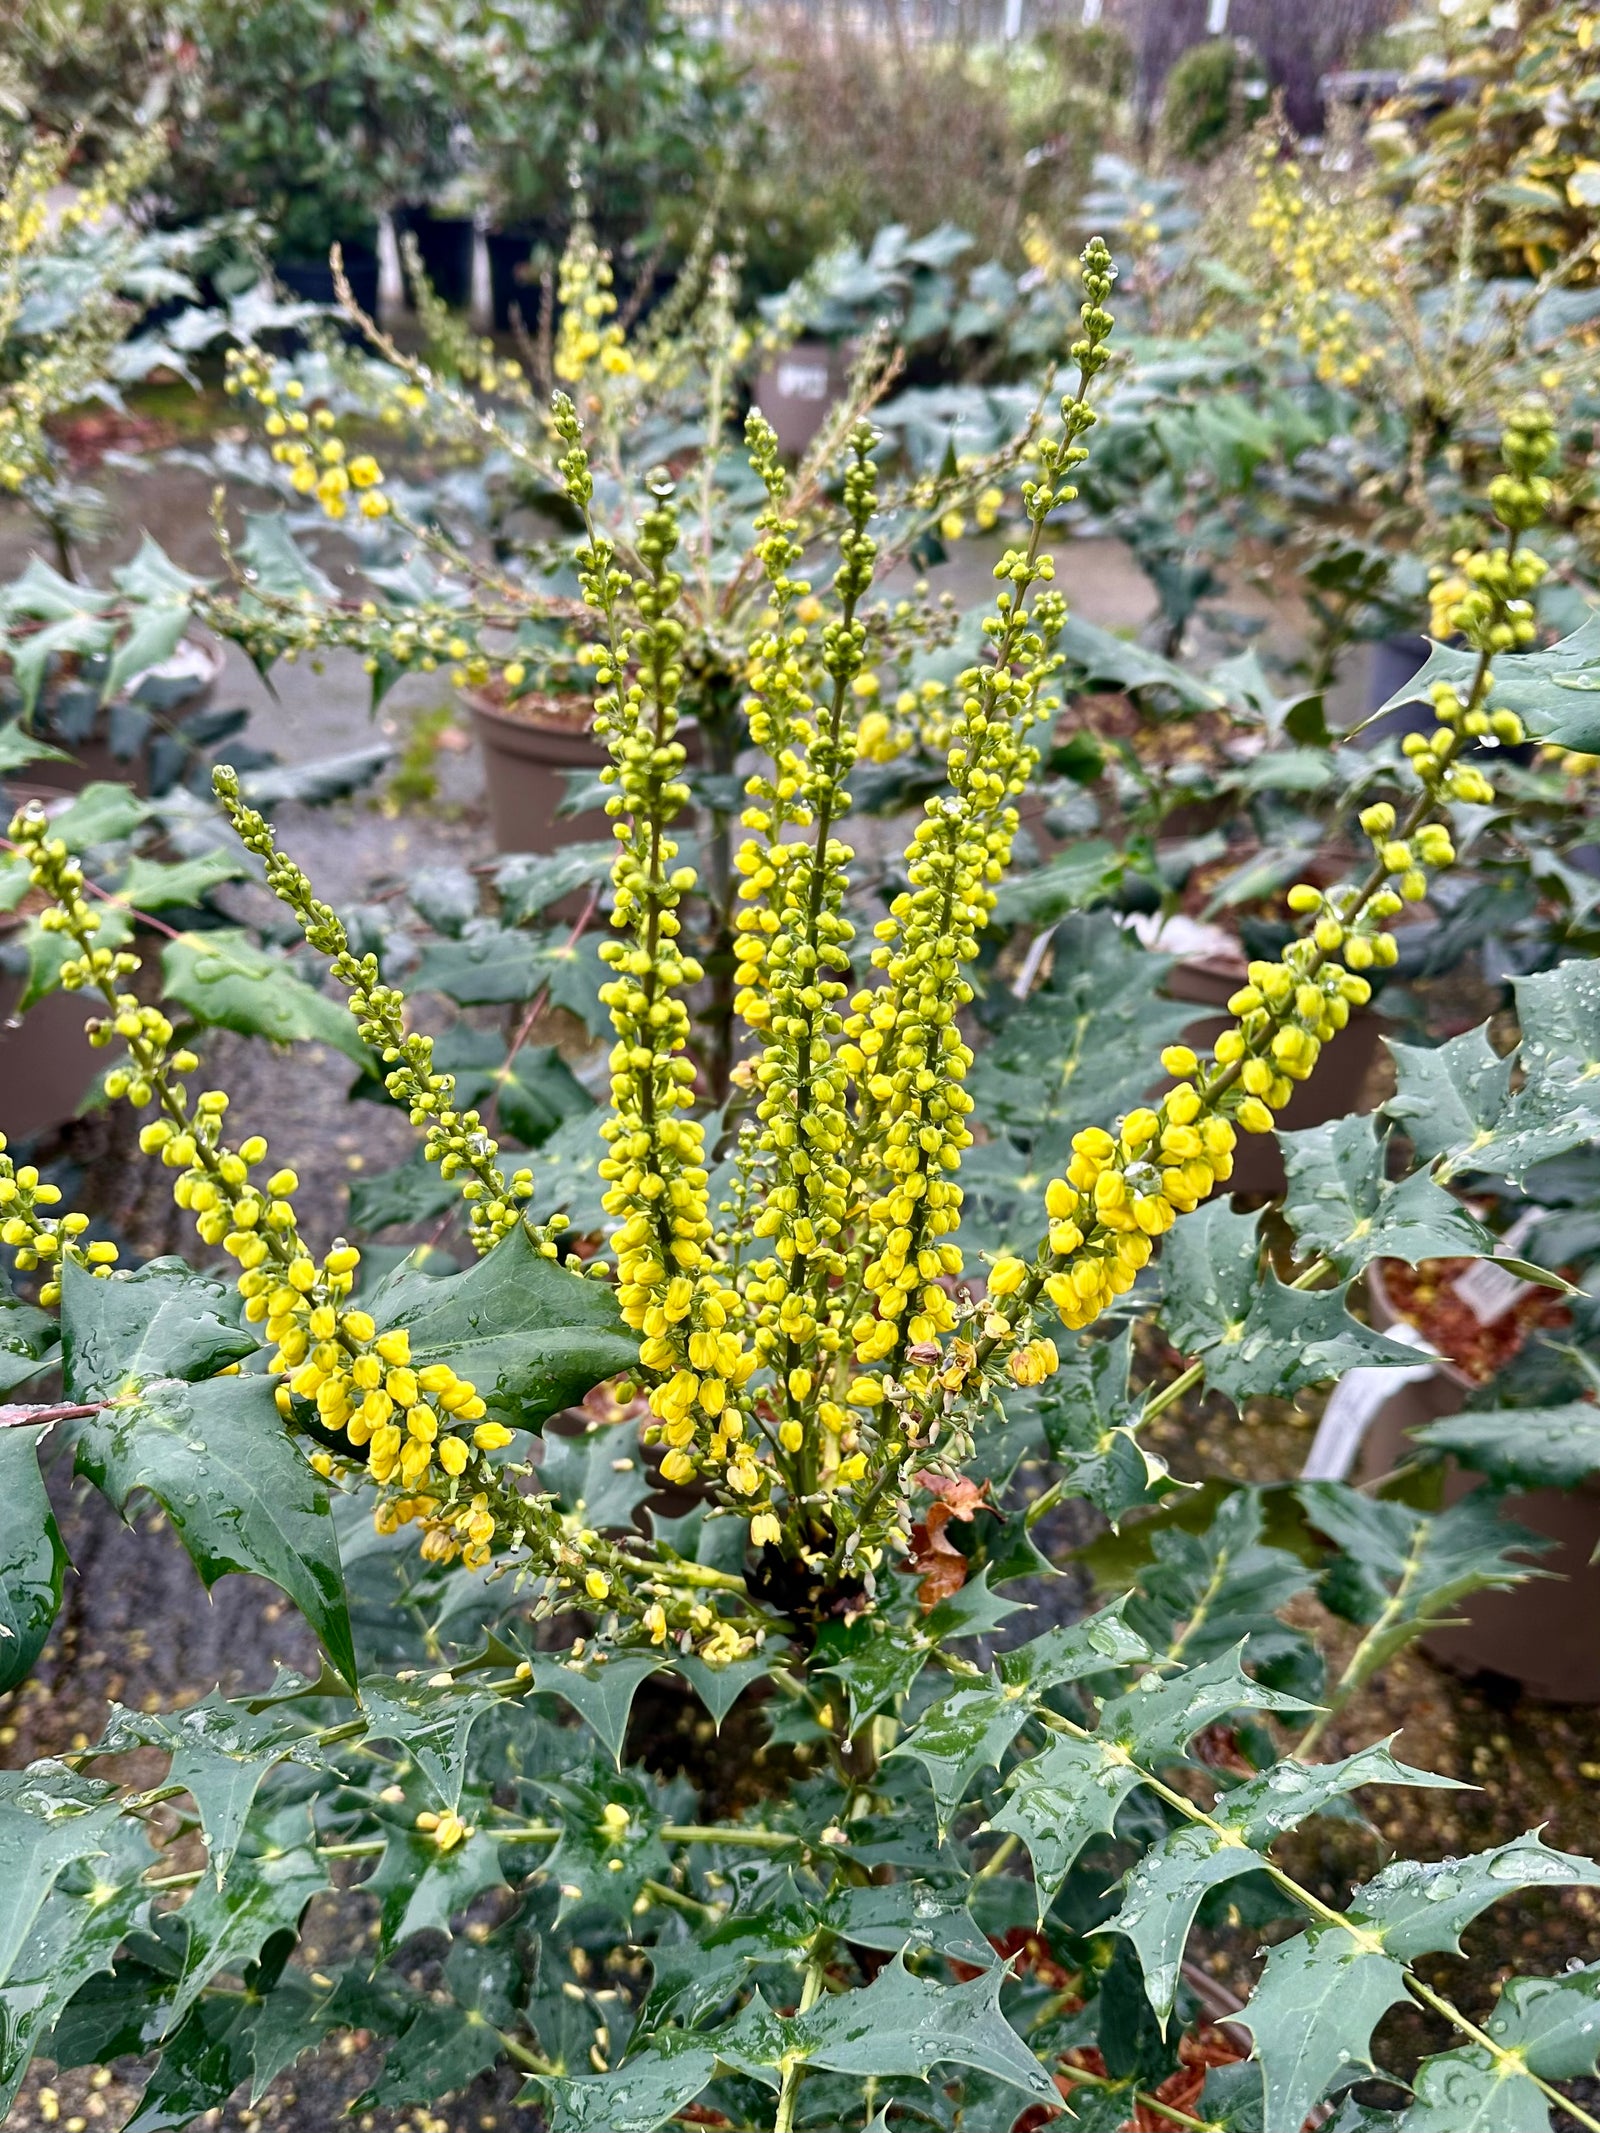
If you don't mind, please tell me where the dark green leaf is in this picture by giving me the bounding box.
[347,1150,460,1233]
[1417,1404,1600,1489]
[408,865,480,935]
[0,1424,65,1692]
[1300,1486,1549,1673]
[163,1805,327,2030]
[538,1425,652,1534]
[0,1817,155,2115]
[991,1733,1145,1915]
[1280,1117,1507,1278]
[892,1678,1035,1835]
[357,1677,502,1811]
[1397,2047,1548,2132]
[1100,1647,1310,1766]
[162,930,370,1065]
[236,512,337,600]
[527,1652,668,1767]
[673,1649,775,1730]
[0,1765,125,1985]
[1036,1325,1171,1523]
[60,1256,255,1401]
[369,1826,507,1952]
[1385,1024,1515,1174]
[539,1773,669,1924]
[110,848,245,913]
[540,2038,717,2133]
[1216,1739,1467,1849]
[240,745,392,806]
[48,780,152,851]
[1059,614,1231,711]
[713,1953,1057,2102]
[814,1614,935,1731]
[69,1372,356,1685]
[367,1218,638,1436]
[1391,613,1600,754]
[1118,1487,1320,1698]
[122,1994,254,2133]
[827,1880,996,1969]
[1158,1201,1419,1405]
[362,1997,502,2107]
[1350,1832,1600,1962]
[969,914,1194,1156]
[1238,1922,1409,2133]
[987,841,1124,927]
[997,1597,1151,1694]
[493,843,615,924]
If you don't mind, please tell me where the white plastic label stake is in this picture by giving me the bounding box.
[1302,1321,1438,1483]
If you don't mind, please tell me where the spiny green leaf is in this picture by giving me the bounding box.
[711,1952,1058,2101]
[1108,1823,1265,2027]
[1111,1743,1466,2026]
[0,1816,155,2115]
[122,1994,255,2133]
[1300,1485,1549,1673]
[969,913,1195,1155]
[0,1765,125,1985]
[1385,1024,1515,1174]
[1416,1404,1600,1489]
[990,1733,1144,1916]
[1396,2046,1549,2132]
[1035,1323,1171,1523]
[109,848,246,914]
[1280,1116,1508,1277]
[1485,1960,1600,2078]
[527,1651,669,1766]
[1158,1201,1418,1405]
[826,1880,996,1969]
[538,1425,652,1535]
[1350,1832,1600,1962]
[539,2036,717,2133]
[369,1826,507,1953]
[672,1648,775,1731]
[814,1613,935,1731]
[358,1677,502,1812]
[1395,612,1600,754]
[367,1219,639,1438]
[1237,1921,1409,2133]
[100,1693,321,1888]
[1099,1646,1312,1766]
[987,839,1125,927]
[996,1596,1152,1694]
[162,1804,328,2032]
[162,930,371,1065]
[1216,1739,1468,1848]
[891,1677,1036,1834]
[346,1150,461,1233]
[539,1773,669,1924]
[1118,1487,1320,1697]
[60,1257,256,1402]
[493,842,615,924]
[0,1423,65,1693]
[68,1372,356,1686]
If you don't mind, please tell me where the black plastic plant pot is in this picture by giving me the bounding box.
[394,204,475,310]
[485,227,542,331]
[274,237,381,319]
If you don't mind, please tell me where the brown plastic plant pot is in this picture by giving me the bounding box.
[468,687,703,857]
[752,340,853,460]
[1162,945,1389,1199]
[1359,1258,1600,1704]
[0,921,105,1142]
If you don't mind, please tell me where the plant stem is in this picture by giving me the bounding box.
[773,1939,829,2133]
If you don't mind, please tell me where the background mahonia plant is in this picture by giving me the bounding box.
[9,234,1600,2133]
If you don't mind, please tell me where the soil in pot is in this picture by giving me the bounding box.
[1360,1256,1600,1702]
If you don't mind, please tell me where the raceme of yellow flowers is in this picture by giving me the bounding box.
[0,218,1555,1638]
[1244,144,1390,390]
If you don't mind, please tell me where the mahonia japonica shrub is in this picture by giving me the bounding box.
[8,251,1600,2133]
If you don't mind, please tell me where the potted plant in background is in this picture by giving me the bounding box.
[157,0,459,316]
